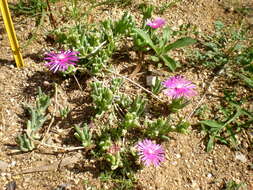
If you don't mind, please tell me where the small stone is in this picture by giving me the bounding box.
[146,76,156,87]
[175,154,181,159]
[43,81,50,86]
[207,173,212,178]
[129,51,137,59]
[178,19,184,26]
[235,152,247,163]
[191,180,200,190]
[10,161,16,167]
[0,160,9,171]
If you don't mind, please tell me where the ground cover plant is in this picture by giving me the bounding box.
[0,0,253,189]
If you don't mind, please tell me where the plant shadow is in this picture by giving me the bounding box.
[0,58,16,67]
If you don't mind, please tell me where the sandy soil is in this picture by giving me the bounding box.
[0,0,252,189]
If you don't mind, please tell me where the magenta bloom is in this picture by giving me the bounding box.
[146,17,166,29]
[163,76,197,99]
[44,50,79,73]
[136,139,165,167]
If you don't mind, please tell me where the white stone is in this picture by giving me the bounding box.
[175,154,181,159]
[10,161,16,167]
[235,152,247,163]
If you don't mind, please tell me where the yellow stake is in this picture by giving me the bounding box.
[0,0,25,67]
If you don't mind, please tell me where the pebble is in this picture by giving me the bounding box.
[191,180,200,190]
[0,160,9,171]
[43,81,50,86]
[10,161,16,167]
[177,19,184,26]
[235,152,247,163]
[207,173,212,178]
[175,153,181,159]
[146,76,156,86]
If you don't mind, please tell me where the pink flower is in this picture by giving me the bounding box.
[44,50,79,73]
[136,139,165,167]
[163,76,197,99]
[146,17,166,29]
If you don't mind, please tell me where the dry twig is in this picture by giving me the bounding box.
[15,153,83,175]
[105,68,165,103]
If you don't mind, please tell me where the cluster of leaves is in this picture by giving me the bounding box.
[53,12,135,74]
[133,27,196,71]
[9,0,50,16]
[13,4,197,186]
[200,90,253,152]
[191,21,248,69]
[222,180,247,190]
[40,5,198,183]
[236,47,253,88]
[72,78,189,174]
[53,6,195,74]
[191,21,253,152]
[17,88,50,152]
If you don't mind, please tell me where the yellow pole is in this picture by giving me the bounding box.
[0,0,25,67]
